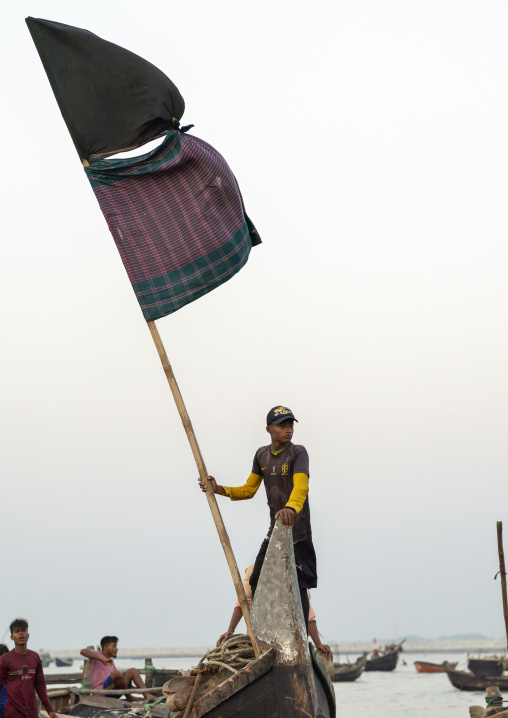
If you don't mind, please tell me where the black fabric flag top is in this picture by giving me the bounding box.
[26,17,260,320]
[26,17,185,159]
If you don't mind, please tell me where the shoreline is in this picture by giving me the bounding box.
[44,638,508,660]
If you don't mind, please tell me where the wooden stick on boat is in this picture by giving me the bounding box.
[182,667,203,718]
[70,686,164,696]
[147,321,259,657]
[496,522,508,651]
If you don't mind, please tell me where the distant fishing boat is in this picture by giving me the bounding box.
[332,653,367,682]
[414,660,457,674]
[365,640,405,672]
[39,650,52,668]
[54,657,73,668]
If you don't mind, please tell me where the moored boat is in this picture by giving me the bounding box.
[365,641,405,672]
[444,663,508,692]
[468,656,507,677]
[54,657,73,667]
[332,653,367,682]
[414,660,458,673]
[39,650,52,667]
[38,662,179,715]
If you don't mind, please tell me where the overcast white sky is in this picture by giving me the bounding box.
[1,0,507,651]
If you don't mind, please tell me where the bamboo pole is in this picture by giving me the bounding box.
[496,522,508,651]
[147,320,260,658]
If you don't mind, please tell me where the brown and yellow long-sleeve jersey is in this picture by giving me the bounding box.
[222,442,311,542]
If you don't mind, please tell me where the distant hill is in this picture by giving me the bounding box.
[436,633,487,641]
[340,633,492,644]
[349,633,489,643]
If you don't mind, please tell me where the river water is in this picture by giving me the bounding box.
[331,651,475,718]
[46,651,481,717]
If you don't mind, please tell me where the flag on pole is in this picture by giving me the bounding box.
[26,17,261,319]
[85,131,260,320]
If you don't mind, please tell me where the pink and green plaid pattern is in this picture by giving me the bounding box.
[85,131,261,320]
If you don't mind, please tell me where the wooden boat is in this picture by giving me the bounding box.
[414,660,458,673]
[54,657,73,667]
[444,663,508,691]
[39,664,179,715]
[39,651,52,668]
[332,653,367,682]
[365,641,405,672]
[163,519,336,718]
[468,656,506,677]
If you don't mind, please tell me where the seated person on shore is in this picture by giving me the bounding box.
[80,636,156,702]
[217,564,333,662]
[0,645,7,718]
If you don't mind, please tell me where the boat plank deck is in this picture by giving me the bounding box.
[173,648,275,718]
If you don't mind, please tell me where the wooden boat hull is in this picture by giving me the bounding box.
[174,655,333,718]
[445,665,508,691]
[332,654,367,682]
[365,650,399,672]
[365,640,405,672]
[54,657,73,667]
[414,660,457,674]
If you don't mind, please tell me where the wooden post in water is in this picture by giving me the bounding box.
[144,658,154,688]
[147,320,259,657]
[496,522,508,651]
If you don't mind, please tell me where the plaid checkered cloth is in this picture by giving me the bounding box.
[85,131,261,320]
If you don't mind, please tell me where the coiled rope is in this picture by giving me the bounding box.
[194,634,256,675]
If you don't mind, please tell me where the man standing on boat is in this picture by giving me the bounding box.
[199,405,317,629]
[0,618,57,718]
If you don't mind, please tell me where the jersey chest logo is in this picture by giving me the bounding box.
[281,464,289,475]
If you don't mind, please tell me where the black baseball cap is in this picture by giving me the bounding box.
[266,406,298,425]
